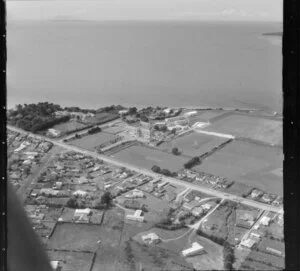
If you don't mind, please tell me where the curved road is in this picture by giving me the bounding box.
[7,125,283,214]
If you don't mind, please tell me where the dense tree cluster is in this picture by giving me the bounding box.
[8,102,70,132]
[184,156,200,169]
[88,126,101,134]
[151,165,176,177]
[171,147,180,155]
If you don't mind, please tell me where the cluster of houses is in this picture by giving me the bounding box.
[177,169,233,190]
[54,110,95,121]
[250,189,282,206]
[8,132,54,190]
[140,179,177,202]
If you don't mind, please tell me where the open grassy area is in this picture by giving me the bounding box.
[48,223,103,251]
[204,114,282,146]
[52,120,87,134]
[159,132,229,157]
[112,145,187,172]
[70,132,118,151]
[195,141,283,195]
[47,250,94,271]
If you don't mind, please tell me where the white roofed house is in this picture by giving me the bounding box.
[182,242,205,257]
[74,208,91,223]
[50,260,62,271]
[126,209,144,222]
[47,129,61,137]
[142,233,161,244]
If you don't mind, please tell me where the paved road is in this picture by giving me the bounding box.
[7,125,283,214]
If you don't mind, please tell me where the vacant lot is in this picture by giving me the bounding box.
[185,235,224,270]
[47,250,94,271]
[225,182,253,197]
[112,145,187,172]
[195,141,283,195]
[188,110,228,124]
[52,121,87,134]
[204,114,282,146]
[48,223,103,251]
[70,132,117,151]
[159,132,229,157]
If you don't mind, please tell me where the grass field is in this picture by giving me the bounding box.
[112,145,187,172]
[247,250,285,269]
[195,141,283,195]
[185,235,224,270]
[47,250,94,271]
[70,132,118,151]
[204,114,282,146]
[48,223,103,251]
[159,132,229,157]
[52,120,87,134]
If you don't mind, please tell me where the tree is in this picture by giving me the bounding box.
[128,107,137,115]
[101,191,112,207]
[171,147,180,155]
[161,169,172,176]
[66,196,77,208]
[151,165,161,173]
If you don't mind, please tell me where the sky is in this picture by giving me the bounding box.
[7,0,282,22]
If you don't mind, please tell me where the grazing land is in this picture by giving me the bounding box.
[195,141,283,195]
[159,132,229,157]
[70,132,118,151]
[204,114,282,146]
[112,145,187,172]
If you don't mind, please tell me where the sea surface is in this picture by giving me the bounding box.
[7,20,282,112]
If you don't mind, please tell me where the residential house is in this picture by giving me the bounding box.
[240,238,257,249]
[192,206,204,217]
[126,210,144,222]
[182,242,204,257]
[142,233,161,244]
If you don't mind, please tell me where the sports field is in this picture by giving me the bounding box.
[194,141,283,195]
[159,132,229,157]
[112,145,187,172]
[52,120,87,134]
[70,132,117,150]
[204,114,282,146]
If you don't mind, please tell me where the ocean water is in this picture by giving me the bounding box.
[7,20,282,112]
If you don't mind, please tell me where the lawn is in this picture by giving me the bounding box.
[204,114,282,146]
[195,141,283,195]
[112,145,188,172]
[52,120,87,134]
[70,132,118,151]
[47,250,94,271]
[159,132,229,157]
[48,223,103,251]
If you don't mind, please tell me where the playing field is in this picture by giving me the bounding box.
[112,145,187,171]
[194,141,283,195]
[70,132,118,150]
[52,120,87,134]
[159,132,229,157]
[204,114,282,146]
